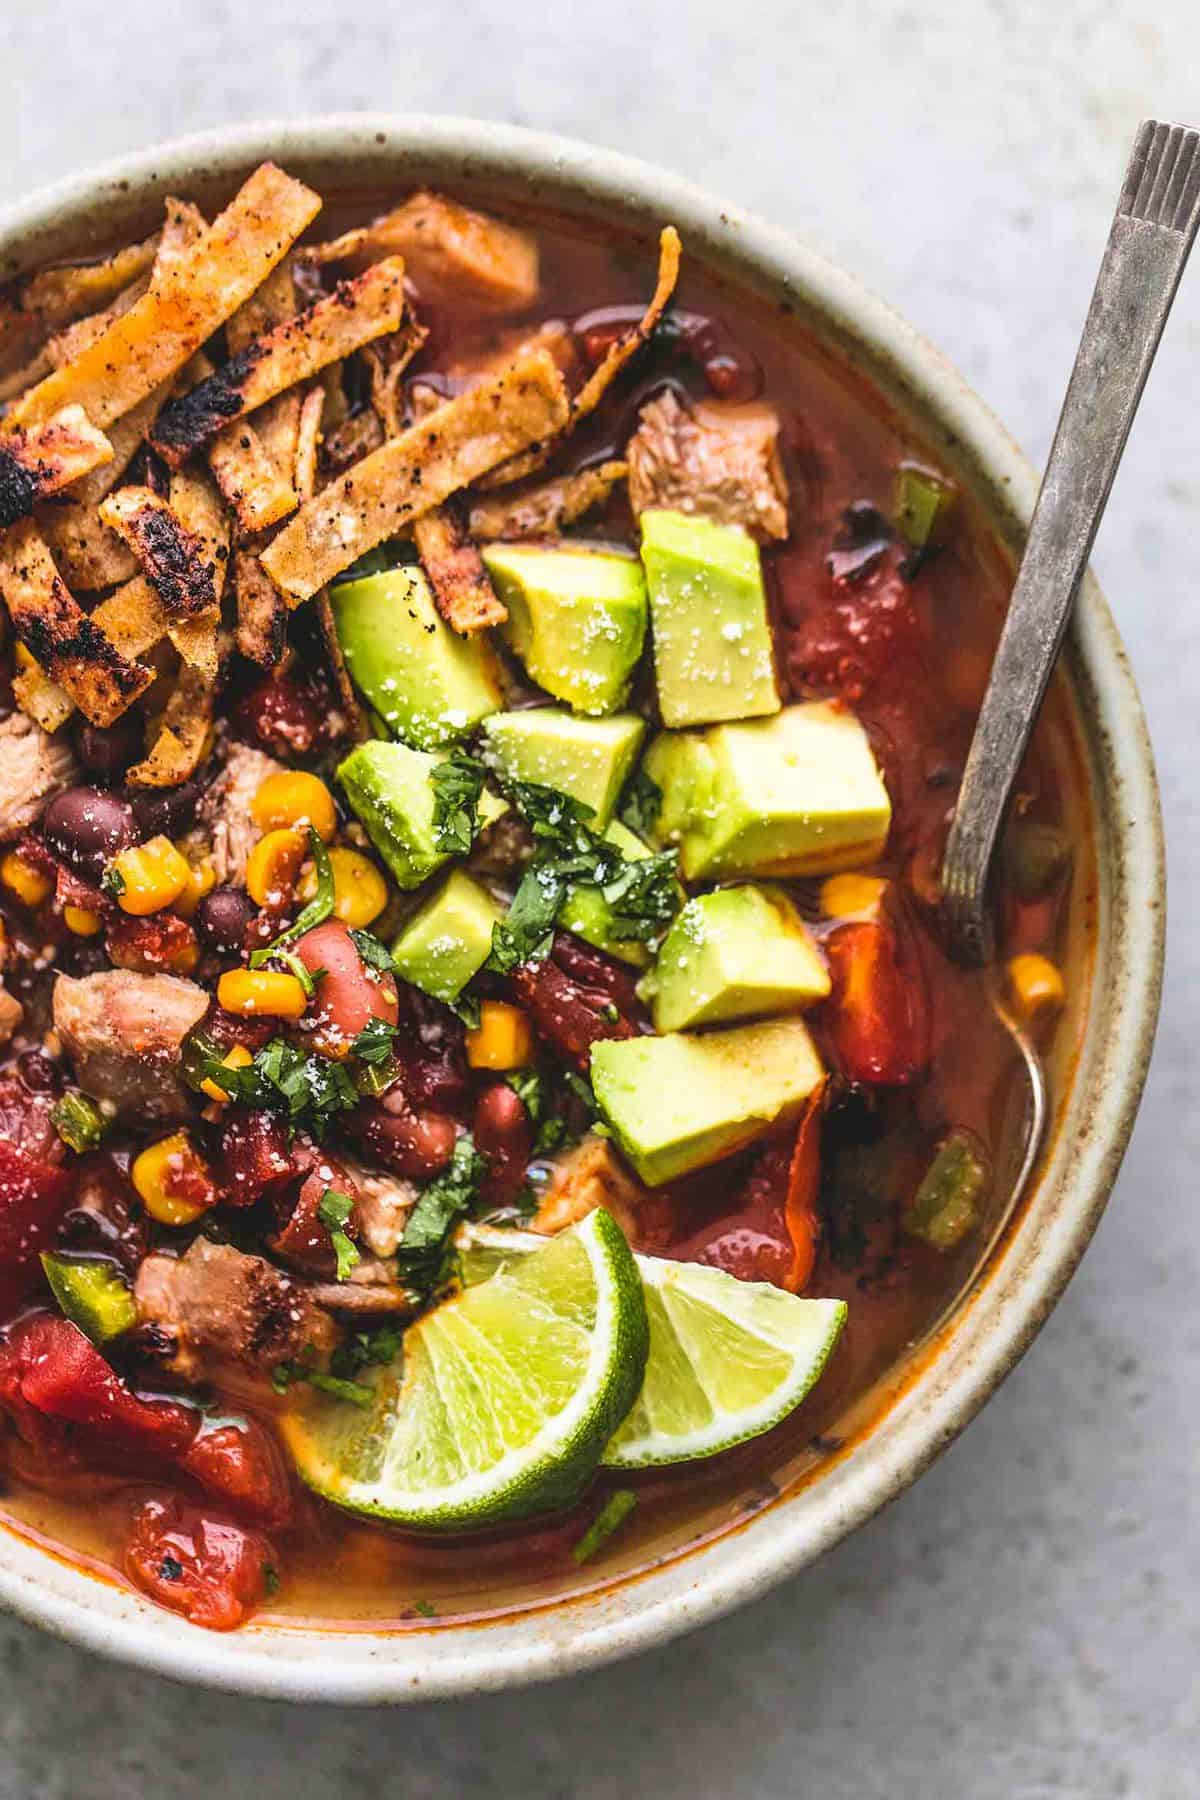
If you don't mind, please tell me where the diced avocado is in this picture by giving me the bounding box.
[559,820,657,967]
[644,702,891,881]
[639,509,780,728]
[391,870,503,1003]
[480,708,646,829]
[642,885,830,1032]
[331,567,502,750]
[481,543,648,716]
[591,1015,825,1187]
[40,1253,137,1345]
[338,741,507,891]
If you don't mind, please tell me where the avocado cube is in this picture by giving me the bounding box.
[391,870,503,1003]
[591,1015,825,1187]
[331,567,502,750]
[639,509,780,728]
[480,708,646,829]
[559,820,660,968]
[644,702,891,881]
[644,885,830,1032]
[337,740,507,891]
[482,543,648,716]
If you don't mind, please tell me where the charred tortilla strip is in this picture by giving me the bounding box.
[480,226,681,490]
[0,519,153,726]
[38,502,139,591]
[99,486,218,619]
[0,407,113,527]
[225,257,296,354]
[294,385,325,501]
[412,501,506,634]
[0,233,159,356]
[208,419,298,533]
[469,459,630,540]
[11,646,74,733]
[234,546,287,668]
[319,407,383,483]
[126,659,215,788]
[90,575,168,663]
[304,191,539,313]
[260,343,571,606]
[165,470,228,678]
[10,164,321,430]
[364,318,429,438]
[150,256,407,465]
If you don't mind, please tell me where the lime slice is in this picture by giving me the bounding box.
[460,1224,847,1468]
[282,1209,647,1530]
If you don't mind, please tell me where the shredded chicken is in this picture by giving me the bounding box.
[308,1259,416,1315]
[625,391,790,542]
[52,970,209,1121]
[199,741,284,885]
[340,1162,418,1258]
[532,1137,644,1239]
[134,1239,336,1384]
[0,711,77,841]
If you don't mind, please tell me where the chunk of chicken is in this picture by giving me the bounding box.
[626,391,790,542]
[340,1159,418,1258]
[52,970,208,1121]
[199,741,284,886]
[134,1239,336,1385]
[0,711,78,841]
[359,192,539,313]
[532,1136,644,1239]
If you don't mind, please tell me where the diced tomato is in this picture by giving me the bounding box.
[179,1418,293,1529]
[123,1495,277,1631]
[0,1313,198,1462]
[106,911,199,976]
[0,1140,74,1314]
[219,1109,297,1207]
[820,918,931,1087]
[268,1157,359,1276]
[294,919,398,1049]
[783,1085,825,1293]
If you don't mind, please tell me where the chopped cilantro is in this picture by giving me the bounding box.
[430,750,490,856]
[250,827,335,963]
[318,1188,361,1282]
[397,1134,486,1295]
[572,1489,637,1564]
[505,1068,544,1121]
[330,1322,403,1380]
[412,1599,437,1619]
[619,767,662,837]
[187,1032,359,1141]
[306,1371,374,1407]
[99,863,126,900]
[349,928,396,973]
[262,1563,281,1597]
[352,1016,399,1065]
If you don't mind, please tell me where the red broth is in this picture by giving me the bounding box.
[0,191,1094,1629]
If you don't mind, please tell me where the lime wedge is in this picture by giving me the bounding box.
[282,1209,647,1530]
[460,1224,847,1468]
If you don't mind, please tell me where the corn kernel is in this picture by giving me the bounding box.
[63,904,103,937]
[218,967,309,1020]
[251,771,337,844]
[246,828,307,907]
[0,850,52,909]
[466,1000,534,1071]
[298,845,388,928]
[131,1132,216,1227]
[173,852,216,920]
[819,874,888,921]
[1007,953,1065,1025]
[113,836,191,917]
[199,1043,254,1104]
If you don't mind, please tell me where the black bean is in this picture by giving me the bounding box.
[42,786,136,880]
[128,772,208,840]
[74,715,142,782]
[195,886,258,959]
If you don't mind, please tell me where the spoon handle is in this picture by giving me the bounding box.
[941,119,1200,963]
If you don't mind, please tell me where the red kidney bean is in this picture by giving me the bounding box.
[473,1083,533,1209]
[294,919,398,1050]
[347,1100,457,1179]
[513,946,639,1070]
[233,670,326,758]
[42,786,136,881]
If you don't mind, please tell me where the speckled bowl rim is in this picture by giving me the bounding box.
[0,115,1164,1703]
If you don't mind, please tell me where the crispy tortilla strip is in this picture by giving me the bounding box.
[0,346,52,405]
[165,470,228,678]
[261,343,571,606]
[208,420,297,533]
[362,317,428,438]
[38,502,138,591]
[234,545,287,668]
[225,257,295,353]
[150,257,407,465]
[99,486,219,619]
[469,459,629,540]
[317,592,368,740]
[45,271,152,368]
[304,192,539,313]
[319,407,383,483]
[12,645,74,733]
[10,165,321,430]
[126,660,215,789]
[0,407,113,527]
[294,385,325,502]
[481,227,681,490]
[0,234,159,356]
[412,502,505,635]
[0,520,153,726]
[90,576,168,662]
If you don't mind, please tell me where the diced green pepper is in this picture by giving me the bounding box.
[41,1253,138,1344]
[51,1091,105,1154]
[1002,820,1072,901]
[905,1133,987,1251]
[893,461,957,548]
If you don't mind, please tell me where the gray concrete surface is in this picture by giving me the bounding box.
[0,2,1195,1793]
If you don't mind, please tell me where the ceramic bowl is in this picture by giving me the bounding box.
[0,116,1164,1702]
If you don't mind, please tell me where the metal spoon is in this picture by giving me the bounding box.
[940,118,1200,1218]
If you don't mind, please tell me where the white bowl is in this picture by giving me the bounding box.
[0,115,1164,1703]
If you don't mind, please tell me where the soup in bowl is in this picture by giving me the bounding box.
[0,118,1161,1698]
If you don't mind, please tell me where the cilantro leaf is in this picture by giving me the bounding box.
[349,929,395,973]
[396,1134,486,1295]
[352,1016,398,1065]
[600,847,680,943]
[317,1188,360,1282]
[486,861,566,973]
[330,1322,403,1380]
[430,750,490,856]
[619,768,662,837]
[186,1032,359,1141]
[99,863,126,900]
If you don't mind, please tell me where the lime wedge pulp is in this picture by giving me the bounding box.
[459,1225,847,1469]
[282,1209,648,1530]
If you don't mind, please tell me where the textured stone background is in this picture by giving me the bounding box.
[0,3,1195,1793]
